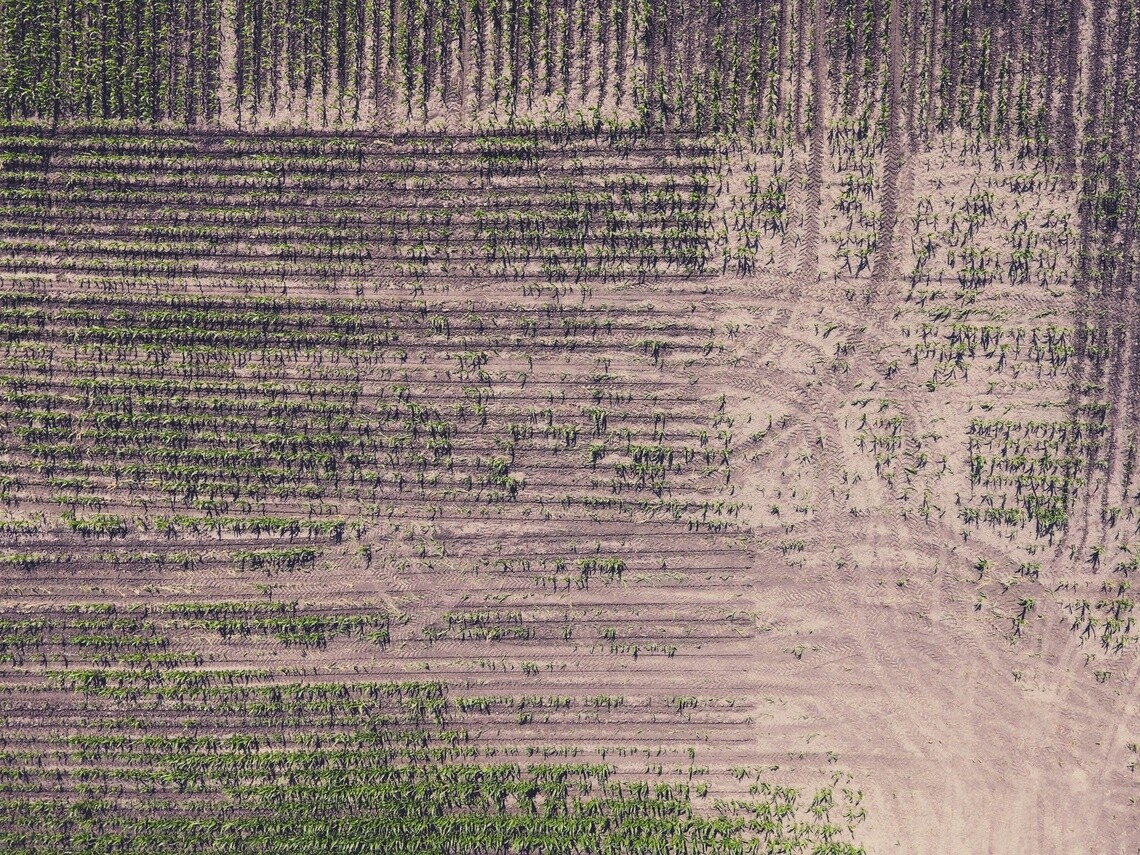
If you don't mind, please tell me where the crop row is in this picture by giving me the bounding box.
[0,664,862,852]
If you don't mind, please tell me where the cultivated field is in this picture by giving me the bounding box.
[0,1,1138,853]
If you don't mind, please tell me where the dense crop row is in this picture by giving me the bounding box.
[0,130,751,545]
[0,0,1102,146]
[0,119,801,851]
[1,127,721,284]
[0,673,865,853]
